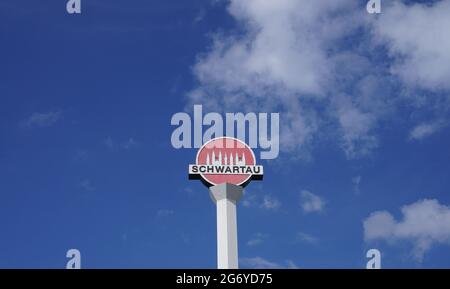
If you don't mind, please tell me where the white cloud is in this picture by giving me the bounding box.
[240,257,298,269]
[242,193,256,207]
[105,137,140,151]
[242,190,281,211]
[189,0,450,159]
[300,190,325,213]
[352,175,362,195]
[247,233,267,246]
[157,209,174,218]
[260,195,281,210]
[364,199,450,261]
[193,8,205,23]
[285,260,298,269]
[409,122,445,141]
[79,179,95,192]
[189,0,382,158]
[296,232,318,244]
[240,257,281,269]
[104,137,115,151]
[334,95,378,158]
[22,110,62,128]
[73,149,88,162]
[123,138,140,150]
[373,0,450,91]
[180,232,190,244]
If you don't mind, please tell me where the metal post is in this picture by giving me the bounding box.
[209,183,243,269]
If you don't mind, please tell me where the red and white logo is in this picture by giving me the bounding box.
[189,137,264,187]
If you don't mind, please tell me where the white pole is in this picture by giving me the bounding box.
[209,183,243,269]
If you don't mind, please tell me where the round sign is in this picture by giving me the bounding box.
[189,137,263,187]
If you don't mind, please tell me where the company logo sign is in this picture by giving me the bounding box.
[189,137,263,187]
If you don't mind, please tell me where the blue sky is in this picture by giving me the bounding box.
[1,0,450,268]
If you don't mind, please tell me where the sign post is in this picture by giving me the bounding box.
[209,183,243,269]
[189,137,263,269]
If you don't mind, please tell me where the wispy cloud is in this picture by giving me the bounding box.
[104,137,115,151]
[296,232,319,244]
[22,110,62,128]
[260,195,281,210]
[300,190,325,214]
[79,179,95,192]
[242,192,257,208]
[193,8,205,23]
[73,149,88,162]
[157,209,174,218]
[240,257,298,269]
[123,138,140,150]
[364,199,450,262]
[352,175,362,195]
[242,191,281,211]
[247,233,267,246]
[180,232,190,244]
[409,122,445,141]
[104,137,140,151]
